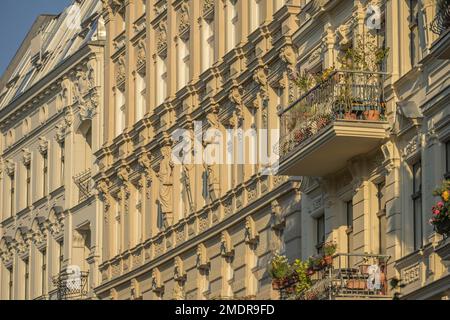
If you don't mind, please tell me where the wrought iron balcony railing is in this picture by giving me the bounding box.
[431,0,450,35]
[278,70,386,158]
[73,168,93,203]
[52,270,89,300]
[279,253,390,300]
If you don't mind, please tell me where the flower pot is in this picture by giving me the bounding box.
[363,109,380,121]
[323,255,333,266]
[435,218,450,237]
[346,279,366,290]
[272,279,283,290]
[344,112,357,120]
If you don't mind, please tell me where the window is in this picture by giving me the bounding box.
[412,162,422,250]
[8,267,13,300]
[43,153,48,196]
[409,0,420,67]
[10,173,15,216]
[178,38,190,89]
[26,164,31,207]
[115,199,121,255]
[115,88,126,136]
[445,141,450,179]
[227,0,238,52]
[156,56,167,106]
[60,142,65,186]
[135,72,146,122]
[202,170,209,202]
[135,188,142,244]
[202,18,215,72]
[41,250,47,296]
[13,70,35,100]
[58,240,64,273]
[250,0,262,32]
[24,259,29,300]
[316,215,325,252]
[346,200,354,265]
[377,182,387,255]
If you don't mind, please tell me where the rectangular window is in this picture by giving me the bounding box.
[346,200,354,266]
[178,39,190,89]
[377,182,387,255]
[156,56,167,106]
[135,189,142,244]
[58,240,64,272]
[60,142,65,186]
[135,72,146,122]
[412,162,423,250]
[43,153,48,196]
[24,259,29,300]
[115,88,125,136]
[316,214,325,252]
[445,141,450,179]
[409,0,420,67]
[10,173,15,216]
[115,200,121,254]
[202,18,215,72]
[8,267,13,300]
[227,0,238,52]
[41,250,47,296]
[26,164,31,207]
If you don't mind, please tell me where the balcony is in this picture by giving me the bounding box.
[73,168,93,203]
[430,1,450,59]
[280,253,391,300]
[278,71,388,177]
[52,270,89,300]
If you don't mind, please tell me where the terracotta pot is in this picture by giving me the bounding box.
[346,279,367,290]
[359,264,369,275]
[323,255,333,266]
[364,109,380,121]
[344,112,357,120]
[272,279,283,290]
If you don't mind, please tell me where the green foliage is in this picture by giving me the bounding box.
[268,253,291,280]
[337,35,389,72]
[323,241,337,257]
[293,259,312,295]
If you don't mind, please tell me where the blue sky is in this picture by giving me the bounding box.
[0,0,72,76]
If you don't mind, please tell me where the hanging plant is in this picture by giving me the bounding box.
[429,180,450,237]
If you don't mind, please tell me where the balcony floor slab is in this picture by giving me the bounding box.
[279,120,389,177]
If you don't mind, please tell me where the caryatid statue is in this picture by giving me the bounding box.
[157,146,174,227]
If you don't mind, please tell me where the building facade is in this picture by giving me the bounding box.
[0,0,449,301]
[0,0,105,300]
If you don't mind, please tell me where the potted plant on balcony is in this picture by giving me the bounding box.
[429,180,450,237]
[323,241,337,266]
[293,259,312,297]
[268,253,292,290]
[308,254,325,271]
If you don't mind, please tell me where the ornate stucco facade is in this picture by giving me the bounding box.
[0,0,449,301]
[0,0,105,300]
